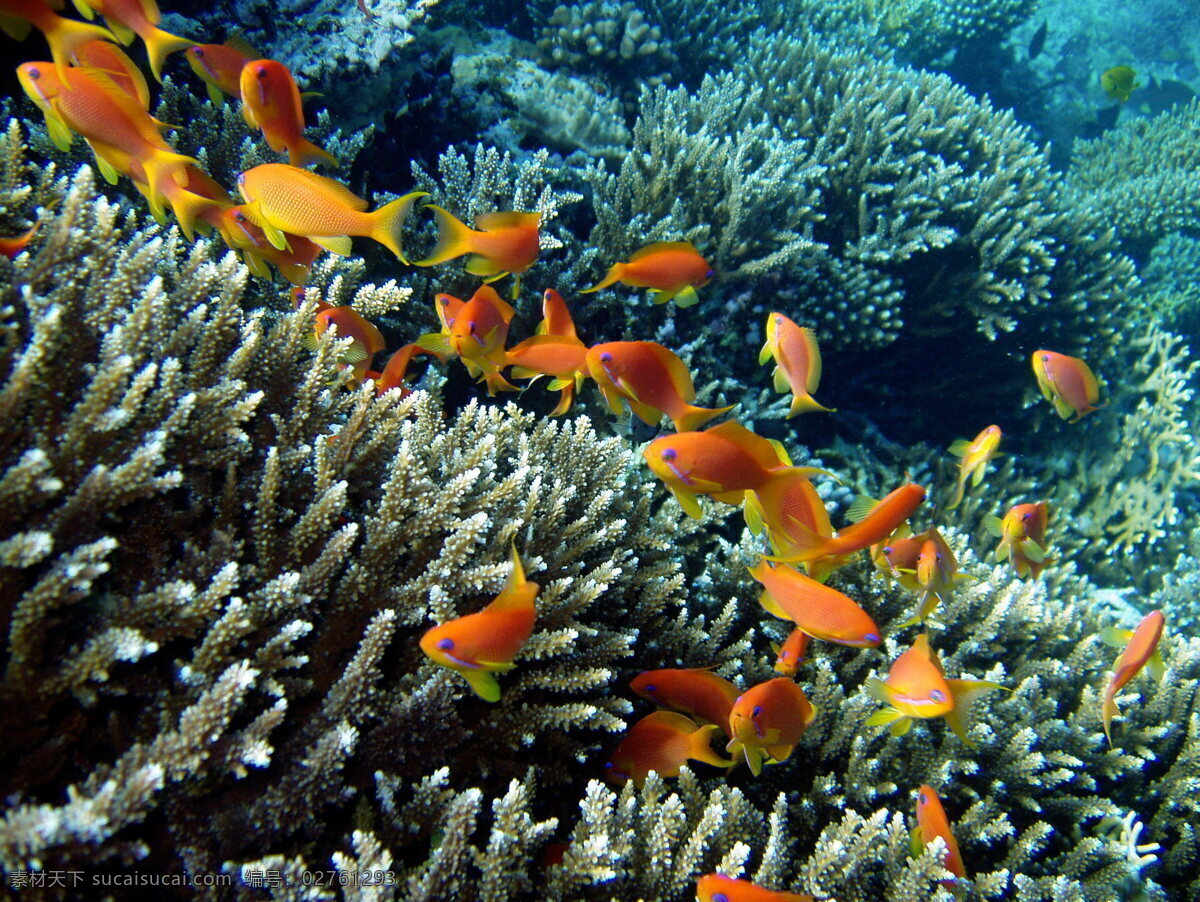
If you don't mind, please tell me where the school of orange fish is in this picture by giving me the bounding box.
[0,2,1170,896]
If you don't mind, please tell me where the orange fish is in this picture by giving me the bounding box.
[759,312,833,417]
[373,343,428,397]
[743,469,838,577]
[985,501,1050,578]
[865,633,1005,745]
[536,288,577,339]
[240,59,336,169]
[507,336,588,416]
[219,205,323,284]
[186,36,258,104]
[582,240,712,308]
[605,710,733,786]
[17,63,197,221]
[727,677,817,776]
[415,206,541,298]
[748,558,881,648]
[418,545,539,702]
[947,424,1001,509]
[75,38,149,107]
[306,306,385,387]
[1032,350,1102,422]
[642,420,801,519]
[0,223,38,258]
[913,785,965,881]
[415,285,518,395]
[773,628,811,677]
[696,874,816,902]
[1100,610,1165,746]
[0,0,113,79]
[71,0,190,81]
[629,668,740,738]
[586,341,733,432]
[871,526,920,585]
[896,528,973,627]
[769,483,927,567]
[237,163,426,261]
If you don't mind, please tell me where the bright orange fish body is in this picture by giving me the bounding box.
[582,241,712,308]
[865,633,1005,745]
[897,528,973,627]
[309,306,385,387]
[1032,350,1102,422]
[987,501,1050,578]
[0,0,113,78]
[586,341,733,432]
[0,224,38,259]
[536,288,577,339]
[914,784,965,881]
[759,312,833,417]
[727,677,816,776]
[507,336,588,415]
[220,206,322,284]
[187,37,257,104]
[773,628,811,677]
[72,0,190,81]
[237,163,426,261]
[947,424,1001,509]
[416,286,518,395]
[749,558,881,648]
[630,668,740,737]
[696,874,816,902]
[1101,610,1165,746]
[415,206,540,297]
[419,546,539,702]
[770,483,927,567]
[75,38,149,107]
[374,343,427,396]
[605,710,732,786]
[872,528,921,586]
[240,59,336,168]
[744,469,837,577]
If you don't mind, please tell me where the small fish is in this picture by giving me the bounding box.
[864,633,1006,746]
[896,528,974,627]
[418,545,539,702]
[913,784,965,881]
[373,342,428,397]
[744,469,834,565]
[1028,21,1047,60]
[984,501,1050,579]
[581,240,713,308]
[415,285,518,395]
[727,677,817,776]
[748,558,882,648]
[630,667,740,737]
[75,39,149,107]
[772,628,811,677]
[0,0,114,79]
[1101,65,1139,104]
[221,207,323,285]
[507,336,588,416]
[947,424,1001,509]
[240,59,336,169]
[586,341,734,432]
[306,306,386,387]
[605,710,733,786]
[871,526,920,586]
[1032,350,1102,422]
[414,206,541,298]
[1100,610,1165,747]
[71,0,191,81]
[768,484,927,566]
[696,874,816,902]
[536,288,578,339]
[186,36,259,104]
[237,163,427,261]
[759,312,833,417]
[0,223,38,259]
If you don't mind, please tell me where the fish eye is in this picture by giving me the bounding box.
[883,545,892,554]
[644,684,656,693]
[439,296,449,306]
[600,352,612,363]
[233,211,247,222]
[237,173,246,185]
[256,67,267,79]
[437,638,454,650]
[705,269,714,278]
[661,448,677,462]
[752,705,762,717]
[714,895,729,902]
[1022,512,1032,521]
[604,761,613,770]
[779,651,790,660]
[930,689,945,703]
[191,47,203,57]
[468,321,477,332]
[27,67,40,79]
[865,632,880,643]
[919,790,928,804]
[1041,353,1050,362]
[936,553,944,562]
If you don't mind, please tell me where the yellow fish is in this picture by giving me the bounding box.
[1101,66,1139,103]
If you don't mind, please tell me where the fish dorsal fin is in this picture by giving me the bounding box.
[294,168,367,211]
[767,439,793,467]
[470,285,516,324]
[137,0,161,24]
[225,32,261,58]
[488,545,539,613]
[707,420,784,471]
[474,211,541,231]
[846,494,879,523]
[798,326,822,392]
[629,240,696,261]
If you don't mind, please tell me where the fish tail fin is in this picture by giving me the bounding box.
[946,480,965,510]
[140,150,200,222]
[45,17,116,79]
[580,262,624,294]
[142,26,193,82]
[944,678,1008,746]
[371,191,429,264]
[689,724,734,769]
[674,402,735,432]
[288,137,338,169]
[787,392,834,417]
[166,188,218,243]
[413,203,475,267]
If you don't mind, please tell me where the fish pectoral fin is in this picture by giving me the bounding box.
[1021,539,1047,563]
[46,115,74,152]
[674,285,699,307]
[1099,626,1133,649]
[414,332,453,361]
[465,254,501,276]
[671,487,705,520]
[311,235,353,256]
[1148,651,1166,680]
[650,287,678,305]
[765,743,794,763]
[758,342,773,366]
[982,515,1004,537]
[757,589,789,620]
[460,668,502,702]
[773,366,791,395]
[205,82,223,106]
[743,490,765,535]
[473,659,516,672]
[947,439,971,457]
[846,494,880,522]
[94,154,121,186]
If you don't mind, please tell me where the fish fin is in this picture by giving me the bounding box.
[863,677,892,705]
[670,487,704,520]
[467,255,503,277]
[277,261,311,285]
[483,370,520,395]
[580,262,624,293]
[948,439,971,457]
[787,393,834,417]
[674,403,733,432]
[1147,651,1166,681]
[241,249,271,279]
[846,494,880,523]
[288,137,338,169]
[864,707,903,727]
[45,114,74,152]
[767,440,793,467]
[673,285,699,308]
[489,546,539,614]
[1052,396,1075,420]
[205,81,224,105]
[300,90,322,102]
[474,211,540,231]
[766,743,794,762]
[757,588,790,620]
[798,326,822,392]
[545,377,574,391]
[1102,690,1118,746]
[707,420,787,470]
[982,515,1004,537]
[910,826,926,859]
[106,18,136,46]
[547,384,574,417]
[971,466,988,486]
[650,286,679,305]
[944,678,1008,744]
[772,366,791,394]
[1099,626,1133,649]
[371,191,427,264]
[743,491,765,535]
[143,26,193,82]
[629,240,697,260]
[627,397,661,428]
[225,32,261,58]
[239,199,289,250]
[763,515,827,563]
[1021,539,1046,563]
[460,668,502,703]
[139,149,200,222]
[310,235,354,256]
[758,340,773,366]
[46,17,117,80]
[0,15,31,40]
[413,203,475,266]
[166,188,218,243]
[414,332,453,361]
[689,723,734,769]
[889,717,913,737]
[94,153,121,185]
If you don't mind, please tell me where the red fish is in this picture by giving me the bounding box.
[415,285,518,395]
[240,59,336,169]
[748,559,881,648]
[985,501,1050,578]
[772,628,811,677]
[186,36,258,104]
[586,341,733,432]
[759,312,833,416]
[743,469,837,577]
[1032,350,1102,422]
[629,667,740,737]
[696,874,816,902]
[418,546,539,702]
[913,785,965,881]
[218,205,323,284]
[0,223,38,258]
[865,633,1005,746]
[605,710,732,786]
[768,483,927,566]
[0,0,114,79]
[582,240,712,307]
[72,0,191,81]
[947,424,1001,509]
[727,677,816,775]
[415,206,541,298]
[1100,610,1165,746]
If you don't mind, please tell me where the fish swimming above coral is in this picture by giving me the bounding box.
[186,35,259,104]
[605,710,733,786]
[748,558,882,648]
[946,424,1001,509]
[70,0,190,81]
[758,311,833,417]
[1100,610,1165,747]
[912,784,965,882]
[985,501,1051,579]
[1032,350,1103,421]
[582,240,713,307]
[630,667,740,738]
[240,58,337,168]
[696,873,817,902]
[416,285,519,395]
[727,677,817,776]
[0,0,114,78]
[415,205,541,297]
